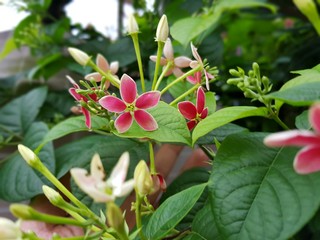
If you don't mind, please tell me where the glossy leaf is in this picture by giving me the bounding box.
[208,132,320,240]
[192,106,268,144]
[145,183,207,239]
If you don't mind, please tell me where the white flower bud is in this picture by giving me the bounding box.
[156,15,169,42]
[0,218,22,240]
[134,160,153,196]
[127,14,139,34]
[17,144,38,167]
[68,47,90,66]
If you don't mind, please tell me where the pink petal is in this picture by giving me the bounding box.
[163,38,174,60]
[187,120,197,131]
[190,60,200,69]
[110,61,119,74]
[186,76,197,85]
[134,109,158,131]
[310,103,320,133]
[82,107,91,129]
[136,91,161,109]
[174,56,192,68]
[69,88,82,101]
[85,72,102,82]
[204,70,210,90]
[115,112,133,133]
[99,96,126,113]
[66,75,80,89]
[96,54,109,72]
[178,101,197,120]
[263,130,320,147]
[294,145,320,174]
[190,43,202,63]
[196,87,205,114]
[172,67,184,77]
[120,74,137,104]
[201,107,208,119]
[150,56,167,65]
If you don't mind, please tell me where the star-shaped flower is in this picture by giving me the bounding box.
[264,103,320,174]
[99,74,161,133]
[70,152,134,202]
[150,38,192,77]
[178,87,208,131]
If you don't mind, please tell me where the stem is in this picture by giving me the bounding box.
[152,41,165,90]
[135,193,147,240]
[131,33,145,92]
[154,62,173,90]
[266,103,290,130]
[149,141,156,174]
[32,211,86,227]
[161,66,201,95]
[169,84,200,106]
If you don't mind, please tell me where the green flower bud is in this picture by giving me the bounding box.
[107,202,124,231]
[17,144,39,168]
[229,69,241,77]
[134,160,153,196]
[42,186,64,206]
[10,204,35,220]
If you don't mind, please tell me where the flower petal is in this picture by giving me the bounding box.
[66,75,80,89]
[196,87,205,114]
[69,88,82,101]
[150,56,167,65]
[99,96,126,113]
[136,91,161,109]
[190,43,202,63]
[310,103,320,133]
[163,38,174,60]
[85,72,102,82]
[96,54,109,72]
[178,101,197,120]
[109,152,129,187]
[134,109,158,131]
[114,179,135,197]
[82,107,91,129]
[90,154,105,182]
[294,145,320,174]
[172,67,184,77]
[187,120,197,131]
[174,56,192,68]
[120,74,137,104]
[201,107,208,119]
[263,130,320,147]
[110,61,119,74]
[115,112,133,133]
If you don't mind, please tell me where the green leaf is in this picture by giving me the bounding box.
[295,110,310,130]
[145,183,207,240]
[266,82,320,106]
[208,132,320,240]
[112,101,191,145]
[0,87,47,137]
[40,116,109,146]
[0,122,55,201]
[0,37,17,61]
[55,135,148,179]
[192,106,268,144]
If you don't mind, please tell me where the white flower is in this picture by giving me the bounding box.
[0,218,22,240]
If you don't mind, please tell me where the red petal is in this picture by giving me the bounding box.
[134,110,158,131]
[187,120,197,131]
[201,108,208,119]
[81,107,91,129]
[69,88,82,101]
[99,96,126,113]
[294,145,320,174]
[115,112,133,133]
[120,74,137,104]
[96,54,109,71]
[263,130,320,147]
[178,101,197,120]
[310,103,320,133]
[196,87,205,114]
[136,91,160,109]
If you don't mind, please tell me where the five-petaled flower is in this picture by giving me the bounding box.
[186,71,202,85]
[67,76,98,129]
[150,38,192,77]
[264,103,320,174]
[190,43,214,90]
[70,152,134,202]
[99,74,161,133]
[178,86,208,131]
[85,53,119,89]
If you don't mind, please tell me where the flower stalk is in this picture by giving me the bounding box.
[152,41,165,90]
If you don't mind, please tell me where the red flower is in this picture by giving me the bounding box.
[178,87,208,130]
[99,74,161,133]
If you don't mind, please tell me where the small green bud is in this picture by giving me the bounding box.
[227,78,242,85]
[107,202,124,231]
[42,186,64,206]
[252,62,260,78]
[10,204,35,220]
[17,144,39,168]
[229,69,241,77]
[134,160,153,196]
[244,89,258,99]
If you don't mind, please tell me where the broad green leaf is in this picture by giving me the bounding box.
[192,106,268,144]
[55,135,148,178]
[208,132,320,240]
[295,110,310,130]
[41,116,109,146]
[112,101,191,145]
[214,0,277,13]
[0,87,47,137]
[0,37,17,61]
[266,82,320,106]
[145,183,207,240]
[0,122,55,201]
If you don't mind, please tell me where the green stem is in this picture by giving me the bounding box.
[131,33,145,92]
[32,211,86,227]
[266,103,290,130]
[152,41,165,90]
[169,84,200,106]
[161,66,201,95]
[149,141,156,174]
[154,62,173,90]
[135,193,147,240]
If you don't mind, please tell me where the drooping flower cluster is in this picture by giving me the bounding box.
[264,103,320,174]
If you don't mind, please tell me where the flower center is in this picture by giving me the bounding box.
[126,103,135,112]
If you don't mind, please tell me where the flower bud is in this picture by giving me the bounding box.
[229,69,241,77]
[107,202,124,231]
[134,160,153,196]
[68,47,91,66]
[152,173,167,192]
[17,144,39,167]
[252,62,260,78]
[0,218,22,240]
[127,14,139,34]
[156,15,169,42]
[10,204,35,220]
[42,185,64,206]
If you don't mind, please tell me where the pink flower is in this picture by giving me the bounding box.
[150,38,192,77]
[67,76,98,129]
[178,87,208,131]
[190,43,214,90]
[70,152,134,202]
[99,74,161,133]
[85,53,119,89]
[186,71,202,85]
[264,103,320,174]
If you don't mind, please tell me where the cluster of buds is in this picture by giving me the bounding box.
[227,62,272,103]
